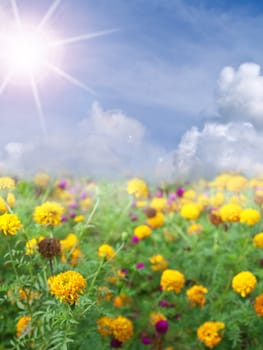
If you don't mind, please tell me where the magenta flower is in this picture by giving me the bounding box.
[137,263,145,269]
[155,320,169,334]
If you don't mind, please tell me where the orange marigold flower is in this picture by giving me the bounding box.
[197,321,225,348]
[160,269,185,293]
[48,270,86,305]
[0,213,22,236]
[33,201,64,226]
[134,225,152,240]
[232,271,257,298]
[98,244,115,260]
[16,316,32,337]
[112,316,134,343]
[186,284,208,307]
[97,316,113,337]
[239,208,260,226]
[150,254,168,271]
[254,294,263,316]
[253,233,263,248]
[219,203,242,223]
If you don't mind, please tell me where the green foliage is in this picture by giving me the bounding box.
[1,175,263,349]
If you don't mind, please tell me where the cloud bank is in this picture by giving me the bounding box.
[0,103,165,179]
[172,62,263,180]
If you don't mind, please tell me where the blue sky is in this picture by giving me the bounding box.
[1,0,263,178]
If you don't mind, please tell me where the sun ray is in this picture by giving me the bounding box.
[45,62,97,95]
[38,0,62,31]
[30,75,48,138]
[49,28,119,48]
[10,0,22,31]
[0,71,12,95]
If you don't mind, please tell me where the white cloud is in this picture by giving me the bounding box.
[0,102,165,179]
[172,122,263,180]
[217,63,263,125]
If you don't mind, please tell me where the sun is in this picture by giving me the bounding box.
[0,0,118,136]
[2,26,52,79]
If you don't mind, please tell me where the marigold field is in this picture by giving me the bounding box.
[2,173,263,349]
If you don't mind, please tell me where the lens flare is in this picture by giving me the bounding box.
[3,27,51,79]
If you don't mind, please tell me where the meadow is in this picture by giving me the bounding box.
[1,173,263,350]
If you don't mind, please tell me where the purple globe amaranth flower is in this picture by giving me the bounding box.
[132,235,139,244]
[61,215,68,222]
[79,192,87,199]
[159,300,169,308]
[155,320,169,334]
[69,201,78,209]
[169,192,177,201]
[137,262,145,269]
[174,313,182,320]
[58,179,67,190]
[141,336,151,345]
[130,213,138,222]
[156,190,163,198]
[69,210,76,218]
[176,187,184,197]
[110,338,122,348]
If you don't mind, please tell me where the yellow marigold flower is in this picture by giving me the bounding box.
[136,200,148,208]
[0,213,22,236]
[150,198,168,212]
[7,192,16,208]
[232,271,257,298]
[254,294,263,316]
[0,197,7,213]
[134,225,152,240]
[34,172,50,188]
[80,198,92,209]
[98,244,115,260]
[239,208,260,226]
[25,238,38,255]
[198,194,210,208]
[147,211,165,228]
[48,270,86,304]
[127,178,149,199]
[186,284,208,307]
[253,233,263,248]
[112,316,134,343]
[197,321,225,348]
[74,215,84,223]
[229,194,247,206]
[219,203,242,223]
[213,173,232,189]
[209,192,225,208]
[183,190,196,200]
[180,203,201,220]
[26,236,44,255]
[160,269,185,293]
[0,176,15,190]
[97,316,113,336]
[150,254,168,271]
[70,247,82,267]
[16,316,32,337]
[61,233,79,251]
[33,201,64,226]
[150,312,167,326]
[226,175,247,193]
[187,224,203,235]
